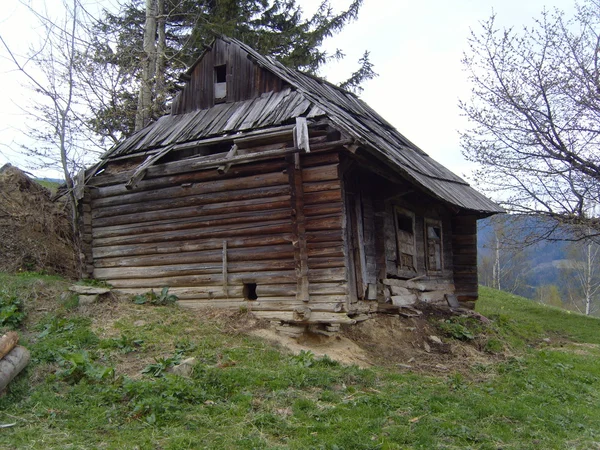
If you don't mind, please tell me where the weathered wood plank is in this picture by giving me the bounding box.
[92,234,293,259]
[93,220,293,247]
[92,185,291,220]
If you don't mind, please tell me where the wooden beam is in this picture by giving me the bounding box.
[288,154,310,303]
[217,144,238,174]
[126,144,176,190]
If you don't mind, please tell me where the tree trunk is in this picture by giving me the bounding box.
[0,346,30,392]
[135,0,158,131]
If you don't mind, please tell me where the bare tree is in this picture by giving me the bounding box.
[564,235,600,315]
[0,0,103,236]
[460,1,600,241]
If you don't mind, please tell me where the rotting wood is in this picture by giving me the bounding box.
[0,332,19,360]
[0,346,30,392]
[126,144,176,190]
[217,144,238,174]
[294,117,310,153]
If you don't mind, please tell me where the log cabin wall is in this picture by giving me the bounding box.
[171,39,286,115]
[86,140,351,323]
[342,162,457,306]
[451,215,479,305]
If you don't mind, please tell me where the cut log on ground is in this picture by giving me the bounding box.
[0,346,30,392]
[0,332,19,360]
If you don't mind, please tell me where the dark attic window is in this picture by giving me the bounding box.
[214,65,227,102]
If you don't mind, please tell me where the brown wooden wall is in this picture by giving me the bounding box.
[171,39,286,115]
[86,145,349,320]
[451,215,479,304]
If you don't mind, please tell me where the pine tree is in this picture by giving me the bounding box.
[87,0,375,139]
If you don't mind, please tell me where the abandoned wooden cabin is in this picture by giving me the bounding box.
[79,36,503,326]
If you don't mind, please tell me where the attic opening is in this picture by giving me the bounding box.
[214,64,227,102]
[243,283,258,300]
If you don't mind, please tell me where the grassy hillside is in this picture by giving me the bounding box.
[1,274,600,449]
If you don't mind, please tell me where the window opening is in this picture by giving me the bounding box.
[243,283,258,300]
[394,208,416,272]
[214,65,227,101]
[425,220,443,272]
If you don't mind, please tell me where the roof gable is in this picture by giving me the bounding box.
[171,38,287,113]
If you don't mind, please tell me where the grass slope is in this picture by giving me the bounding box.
[1,275,600,449]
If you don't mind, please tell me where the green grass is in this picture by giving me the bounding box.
[1,274,600,449]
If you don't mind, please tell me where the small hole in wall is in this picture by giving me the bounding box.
[243,283,258,300]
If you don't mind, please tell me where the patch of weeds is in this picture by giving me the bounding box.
[133,287,178,306]
[142,354,182,377]
[0,289,26,329]
[100,334,144,354]
[56,351,115,384]
[174,339,197,355]
[291,350,316,367]
[436,317,483,341]
[34,316,99,363]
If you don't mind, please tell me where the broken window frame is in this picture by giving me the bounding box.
[424,218,443,274]
[394,207,417,275]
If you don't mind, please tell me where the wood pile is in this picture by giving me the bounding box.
[0,332,30,393]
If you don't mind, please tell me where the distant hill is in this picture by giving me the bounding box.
[477,215,571,299]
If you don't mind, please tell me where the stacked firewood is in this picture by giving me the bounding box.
[0,332,30,393]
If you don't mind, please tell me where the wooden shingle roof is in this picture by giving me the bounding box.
[102,37,502,214]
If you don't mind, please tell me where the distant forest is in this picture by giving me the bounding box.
[477,215,600,317]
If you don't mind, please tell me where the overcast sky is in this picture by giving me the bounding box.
[0,0,575,179]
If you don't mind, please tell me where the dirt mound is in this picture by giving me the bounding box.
[224,305,501,374]
[0,164,78,277]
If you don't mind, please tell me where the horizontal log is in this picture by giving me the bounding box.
[92,184,291,220]
[94,259,297,280]
[93,196,290,228]
[93,171,288,208]
[93,234,293,259]
[92,159,289,195]
[306,256,346,269]
[307,245,345,258]
[305,229,344,244]
[304,202,343,217]
[308,267,347,283]
[303,189,342,205]
[301,164,339,183]
[106,270,298,288]
[93,208,291,240]
[305,215,343,232]
[95,245,295,268]
[309,282,348,295]
[93,220,293,247]
[303,180,341,193]
[301,151,340,168]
